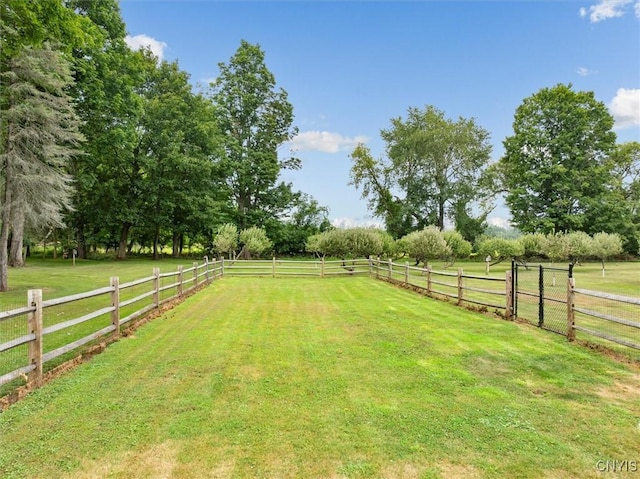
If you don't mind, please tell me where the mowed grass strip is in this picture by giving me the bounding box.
[0,277,638,479]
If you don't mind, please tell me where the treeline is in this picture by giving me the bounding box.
[2,1,639,295]
[212,225,623,275]
[304,227,622,268]
[349,89,640,257]
[0,1,330,290]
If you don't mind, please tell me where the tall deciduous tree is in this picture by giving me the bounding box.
[209,40,299,229]
[0,44,83,290]
[350,106,494,238]
[136,59,224,259]
[64,0,146,259]
[500,84,617,234]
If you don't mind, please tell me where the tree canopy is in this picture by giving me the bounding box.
[350,106,494,239]
[209,40,300,230]
[500,84,617,235]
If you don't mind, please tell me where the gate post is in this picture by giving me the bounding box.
[505,269,514,320]
[457,268,463,306]
[538,265,544,327]
[567,264,576,341]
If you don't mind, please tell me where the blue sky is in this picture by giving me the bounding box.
[120,0,640,229]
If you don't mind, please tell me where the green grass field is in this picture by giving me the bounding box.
[1,277,639,478]
[0,257,199,307]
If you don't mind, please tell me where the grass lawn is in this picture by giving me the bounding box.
[0,257,198,308]
[1,277,638,478]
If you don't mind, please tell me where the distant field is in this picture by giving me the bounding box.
[1,257,198,308]
[2,257,638,304]
[1,278,638,478]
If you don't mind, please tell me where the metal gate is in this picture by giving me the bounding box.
[513,262,571,335]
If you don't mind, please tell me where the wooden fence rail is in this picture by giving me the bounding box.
[221,258,372,278]
[570,286,640,350]
[0,257,223,388]
[371,258,513,318]
[2,257,637,394]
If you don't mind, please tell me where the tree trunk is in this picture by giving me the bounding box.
[9,207,25,267]
[438,200,445,231]
[0,187,12,292]
[75,222,87,259]
[117,223,130,260]
[153,225,160,260]
[172,230,180,258]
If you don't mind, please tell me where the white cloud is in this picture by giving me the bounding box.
[289,131,368,153]
[580,0,632,22]
[576,66,597,76]
[487,217,512,229]
[125,34,167,61]
[635,1,640,16]
[609,88,640,128]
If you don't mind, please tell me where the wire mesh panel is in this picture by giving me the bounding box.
[540,266,569,335]
[0,302,31,388]
[514,263,569,335]
[514,264,539,326]
[41,290,113,368]
[573,288,640,354]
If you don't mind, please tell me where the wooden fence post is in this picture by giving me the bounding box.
[457,268,463,306]
[376,256,380,278]
[212,258,217,281]
[204,256,210,284]
[220,257,225,277]
[427,267,432,295]
[110,277,120,337]
[193,261,199,289]
[27,289,43,386]
[567,277,576,341]
[505,269,514,320]
[321,257,325,278]
[153,267,160,307]
[388,259,392,280]
[273,257,276,278]
[404,262,409,284]
[178,265,184,296]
